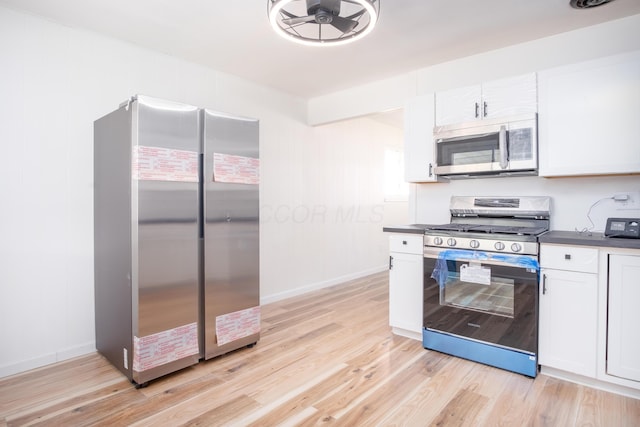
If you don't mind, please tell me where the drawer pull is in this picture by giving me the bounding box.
[565,254,571,260]
[402,240,407,245]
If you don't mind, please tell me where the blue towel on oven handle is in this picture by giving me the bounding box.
[430,249,540,288]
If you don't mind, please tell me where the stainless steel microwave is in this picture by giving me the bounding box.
[433,114,538,178]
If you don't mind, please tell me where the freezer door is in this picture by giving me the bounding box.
[202,110,260,359]
[132,96,201,384]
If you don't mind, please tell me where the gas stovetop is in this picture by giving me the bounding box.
[424,223,548,236]
[423,196,551,256]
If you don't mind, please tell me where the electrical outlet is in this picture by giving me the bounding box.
[614,191,640,212]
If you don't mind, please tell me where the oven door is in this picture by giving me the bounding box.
[423,247,539,354]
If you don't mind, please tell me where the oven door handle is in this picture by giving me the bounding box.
[423,247,539,270]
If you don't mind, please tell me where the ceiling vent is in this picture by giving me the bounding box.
[570,0,615,9]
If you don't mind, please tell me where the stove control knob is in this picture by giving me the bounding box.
[494,242,505,251]
[447,238,457,247]
[433,237,443,246]
[511,243,522,252]
[469,240,480,249]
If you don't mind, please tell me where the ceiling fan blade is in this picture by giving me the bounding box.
[282,15,317,25]
[307,0,341,14]
[330,15,359,33]
[319,0,341,12]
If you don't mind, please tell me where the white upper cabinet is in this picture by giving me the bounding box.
[435,85,480,125]
[538,50,640,177]
[481,73,538,118]
[404,93,438,182]
[435,73,537,126]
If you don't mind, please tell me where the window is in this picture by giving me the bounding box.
[384,148,409,202]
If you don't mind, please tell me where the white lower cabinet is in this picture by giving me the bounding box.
[388,234,423,340]
[539,244,599,377]
[539,243,640,396]
[607,254,640,383]
[539,268,598,377]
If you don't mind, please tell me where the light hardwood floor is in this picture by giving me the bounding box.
[1,271,639,426]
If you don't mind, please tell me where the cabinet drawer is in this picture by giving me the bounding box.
[540,244,598,273]
[389,234,424,254]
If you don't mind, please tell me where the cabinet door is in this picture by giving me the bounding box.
[404,94,437,182]
[539,268,598,377]
[538,50,640,177]
[435,73,537,126]
[389,252,423,334]
[435,84,480,126]
[607,255,640,382]
[481,73,537,119]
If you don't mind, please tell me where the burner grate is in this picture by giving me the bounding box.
[425,224,548,237]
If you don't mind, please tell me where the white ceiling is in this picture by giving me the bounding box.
[2,0,640,99]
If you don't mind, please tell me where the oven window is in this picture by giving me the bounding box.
[440,261,514,317]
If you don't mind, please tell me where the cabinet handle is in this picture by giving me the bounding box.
[428,163,433,177]
[565,254,571,260]
[389,255,393,270]
[542,274,547,295]
[483,101,488,117]
[474,102,479,118]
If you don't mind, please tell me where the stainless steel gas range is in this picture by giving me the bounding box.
[422,196,551,377]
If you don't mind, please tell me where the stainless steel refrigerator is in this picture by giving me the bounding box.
[94,95,260,387]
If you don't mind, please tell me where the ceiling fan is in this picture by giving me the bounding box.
[268,0,380,46]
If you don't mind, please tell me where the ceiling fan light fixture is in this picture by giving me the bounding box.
[268,0,380,47]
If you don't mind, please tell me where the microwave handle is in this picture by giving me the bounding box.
[498,125,508,169]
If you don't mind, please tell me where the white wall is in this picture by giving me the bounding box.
[259,117,405,302]
[410,177,640,232]
[0,7,403,378]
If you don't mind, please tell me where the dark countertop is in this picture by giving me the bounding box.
[540,230,640,250]
[382,224,428,234]
[383,226,640,250]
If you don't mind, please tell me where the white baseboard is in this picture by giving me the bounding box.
[57,341,96,362]
[540,366,640,399]
[261,265,387,305]
[391,327,422,342]
[0,341,96,379]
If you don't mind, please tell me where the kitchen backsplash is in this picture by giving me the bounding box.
[411,175,640,233]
